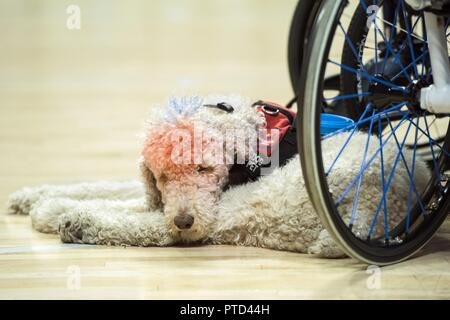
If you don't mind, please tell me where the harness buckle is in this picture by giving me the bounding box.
[261,105,280,116]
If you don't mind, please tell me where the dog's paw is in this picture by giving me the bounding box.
[7,186,46,215]
[308,229,347,259]
[29,198,74,234]
[58,212,96,244]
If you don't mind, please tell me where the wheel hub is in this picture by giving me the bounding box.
[367,74,428,114]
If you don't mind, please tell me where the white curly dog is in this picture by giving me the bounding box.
[7,95,429,258]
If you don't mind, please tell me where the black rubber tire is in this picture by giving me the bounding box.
[287,0,323,94]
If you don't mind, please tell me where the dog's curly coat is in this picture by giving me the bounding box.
[6,95,429,258]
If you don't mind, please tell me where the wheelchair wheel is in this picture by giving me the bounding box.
[298,0,450,265]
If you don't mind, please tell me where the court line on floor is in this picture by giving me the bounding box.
[0,243,93,254]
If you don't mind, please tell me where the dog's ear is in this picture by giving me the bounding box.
[139,157,163,211]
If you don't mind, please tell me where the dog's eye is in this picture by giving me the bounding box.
[197,166,211,173]
[159,174,168,183]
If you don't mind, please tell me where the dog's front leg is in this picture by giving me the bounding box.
[58,203,174,247]
[30,197,147,234]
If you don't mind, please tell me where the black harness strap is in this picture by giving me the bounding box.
[240,101,299,184]
[203,101,299,188]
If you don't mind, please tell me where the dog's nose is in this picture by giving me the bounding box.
[174,214,194,230]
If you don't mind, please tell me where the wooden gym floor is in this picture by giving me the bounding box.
[0,0,450,299]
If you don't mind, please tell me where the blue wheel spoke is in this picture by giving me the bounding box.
[406,116,421,233]
[378,115,389,241]
[323,101,408,140]
[368,119,414,239]
[336,111,411,206]
[374,22,413,83]
[386,117,426,214]
[373,0,379,74]
[329,59,407,91]
[391,50,428,82]
[382,0,402,74]
[338,22,367,74]
[370,4,412,83]
[389,12,424,63]
[400,0,419,79]
[407,118,450,157]
[323,92,371,102]
[378,2,425,81]
[326,103,373,175]
[349,109,376,227]
[359,0,368,12]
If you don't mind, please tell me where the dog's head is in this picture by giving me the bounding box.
[140,95,265,242]
[141,120,231,242]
